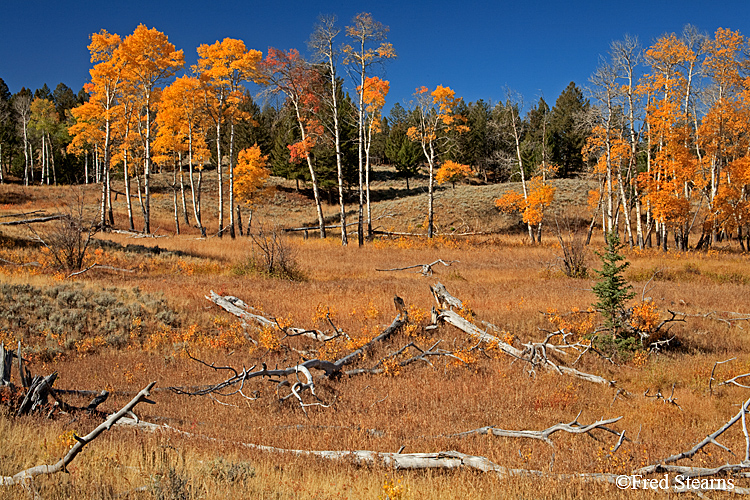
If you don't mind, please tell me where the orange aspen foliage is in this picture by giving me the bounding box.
[360,76,389,133]
[495,176,556,227]
[636,32,702,249]
[407,84,469,238]
[235,145,271,205]
[435,160,472,188]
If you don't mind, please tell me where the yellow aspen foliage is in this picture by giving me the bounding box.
[495,176,556,227]
[435,160,472,187]
[235,144,270,204]
[630,300,660,335]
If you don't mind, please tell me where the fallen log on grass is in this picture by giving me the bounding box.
[174,298,408,412]
[636,395,750,477]
[432,283,614,386]
[1,382,156,487]
[445,413,623,446]
[377,259,459,277]
[206,291,341,342]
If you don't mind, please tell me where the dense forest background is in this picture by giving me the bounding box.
[1,20,750,251]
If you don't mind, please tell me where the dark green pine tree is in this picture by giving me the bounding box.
[549,82,590,178]
[592,231,635,336]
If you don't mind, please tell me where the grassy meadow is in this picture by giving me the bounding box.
[1,171,750,499]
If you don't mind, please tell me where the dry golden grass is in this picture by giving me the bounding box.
[0,179,749,499]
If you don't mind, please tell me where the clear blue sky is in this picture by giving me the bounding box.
[2,0,750,113]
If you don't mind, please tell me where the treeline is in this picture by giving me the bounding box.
[0,13,591,246]
[0,81,88,184]
[2,19,750,251]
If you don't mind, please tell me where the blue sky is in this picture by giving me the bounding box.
[2,0,750,113]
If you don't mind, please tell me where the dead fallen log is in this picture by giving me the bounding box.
[433,284,614,386]
[206,291,340,342]
[637,395,750,476]
[17,372,58,416]
[377,259,459,277]
[446,413,623,446]
[430,282,464,310]
[122,416,750,493]
[0,215,67,226]
[1,382,156,487]
[174,300,407,412]
[66,262,135,278]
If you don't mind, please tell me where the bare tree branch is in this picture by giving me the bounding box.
[1,382,156,486]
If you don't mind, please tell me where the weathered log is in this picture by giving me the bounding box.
[85,390,110,412]
[438,309,522,356]
[434,285,614,386]
[1,382,156,487]
[377,259,459,277]
[0,343,11,386]
[430,282,464,310]
[17,342,30,388]
[0,215,66,226]
[446,414,623,445]
[66,263,134,278]
[17,372,58,416]
[206,291,339,342]
[115,414,750,493]
[637,395,750,476]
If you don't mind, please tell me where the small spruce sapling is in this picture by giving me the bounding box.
[592,231,635,340]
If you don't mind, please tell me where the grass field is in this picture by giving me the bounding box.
[1,172,750,499]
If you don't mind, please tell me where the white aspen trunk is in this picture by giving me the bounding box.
[143,93,152,234]
[356,43,366,246]
[22,121,29,186]
[292,101,325,239]
[124,148,134,231]
[100,118,111,230]
[216,118,223,237]
[179,152,189,226]
[173,157,180,235]
[327,50,347,246]
[509,107,534,243]
[49,132,56,185]
[187,125,203,236]
[229,120,236,239]
[365,119,374,238]
[617,166,633,247]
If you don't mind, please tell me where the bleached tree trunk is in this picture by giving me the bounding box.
[100,117,111,231]
[365,120,374,238]
[509,103,534,243]
[179,153,189,226]
[143,94,153,234]
[173,157,180,235]
[187,125,204,237]
[216,118,224,237]
[312,17,347,246]
[291,101,326,239]
[49,132,56,185]
[228,120,236,238]
[123,148,134,231]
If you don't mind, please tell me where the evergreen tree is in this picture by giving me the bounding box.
[549,82,590,177]
[385,125,422,190]
[592,231,635,336]
[0,78,17,178]
[520,97,550,176]
[52,83,78,122]
[34,83,52,101]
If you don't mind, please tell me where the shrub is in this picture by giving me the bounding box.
[554,214,588,278]
[247,223,303,280]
